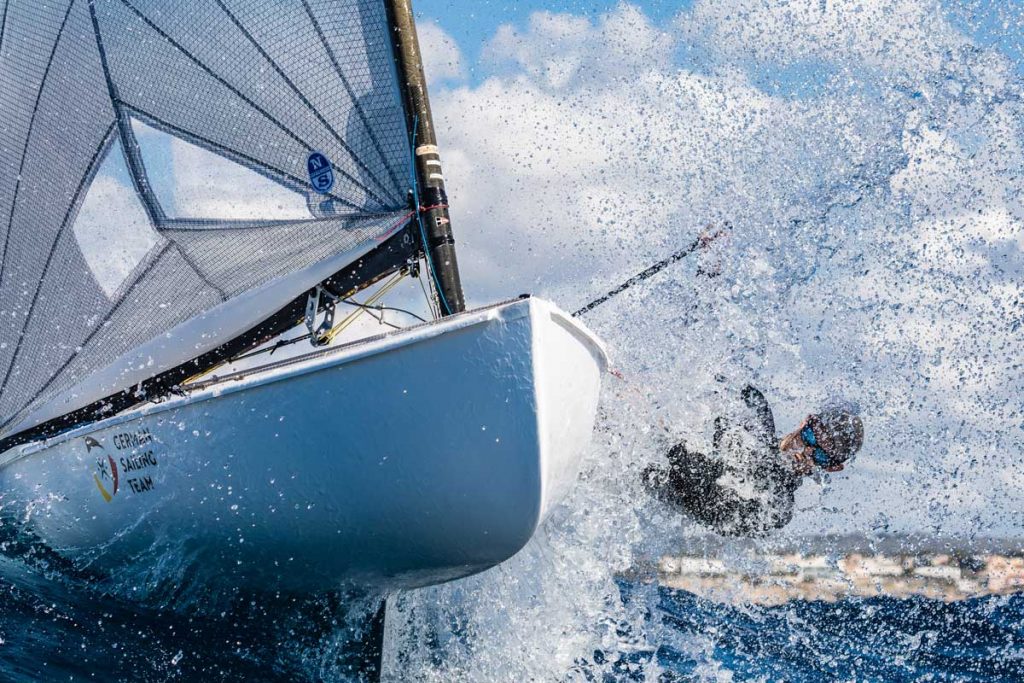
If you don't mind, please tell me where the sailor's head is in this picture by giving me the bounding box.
[783,401,864,476]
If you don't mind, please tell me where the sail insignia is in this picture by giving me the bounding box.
[307,152,336,195]
[0,0,415,443]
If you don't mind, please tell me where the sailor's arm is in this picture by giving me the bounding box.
[741,385,777,450]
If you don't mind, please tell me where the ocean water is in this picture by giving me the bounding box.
[652,587,1024,682]
[0,549,1021,683]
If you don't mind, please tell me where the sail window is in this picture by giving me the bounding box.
[72,139,160,299]
[131,119,312,222]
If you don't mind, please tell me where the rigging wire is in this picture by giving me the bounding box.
[572,227,729,317]
[181,271,415,382]
[320,270,405,344]
[336,298,427,324]
[573,237,702,317]
[224,330,313,366]
[416,264,440,319]
[358,306,402,331]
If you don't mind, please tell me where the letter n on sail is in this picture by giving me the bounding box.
[307,152,335,194]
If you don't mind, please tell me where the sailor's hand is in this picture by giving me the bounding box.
[698,225,726,248]
[791,448,816,476]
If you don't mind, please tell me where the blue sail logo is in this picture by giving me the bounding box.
[307,151,335,194]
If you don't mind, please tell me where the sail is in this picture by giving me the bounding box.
[0,0,414,442]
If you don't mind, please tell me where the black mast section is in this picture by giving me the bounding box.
[385,0,466,315]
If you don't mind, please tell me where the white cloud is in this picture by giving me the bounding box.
[418,20,466,86]
[170,136,311,221]
[679,0,969,83]
[484,4,674,89]
[424,2,1024,539]
[393,5,1024,675]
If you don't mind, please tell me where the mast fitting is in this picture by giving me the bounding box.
[305,286,336,346]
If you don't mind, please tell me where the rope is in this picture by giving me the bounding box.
[185,272,412,379]
[336,298,427,324]
[573,236,704,317]
[418,203,449,212]
[416,267,439,319]
[322,271,406,344]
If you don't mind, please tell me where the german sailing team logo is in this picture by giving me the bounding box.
[87,437,119,502]
[307,151,335,194]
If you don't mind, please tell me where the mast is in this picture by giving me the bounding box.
[385,0,466,315]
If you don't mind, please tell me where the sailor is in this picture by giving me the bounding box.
[643,386,864,536]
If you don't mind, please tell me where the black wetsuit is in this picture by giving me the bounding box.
[646,386,802,537]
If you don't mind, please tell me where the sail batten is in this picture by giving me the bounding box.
[0,0,416,444]
[0,2,9,56]
[0,239,174,435]
[89,0,168,226]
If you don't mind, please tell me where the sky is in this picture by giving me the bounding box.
[414,0,1024,81]
[399,0,1024,541]
[44,5,1024,676]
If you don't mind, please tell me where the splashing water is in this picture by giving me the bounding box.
[388,0,1024,679]
[1,1,1023,681]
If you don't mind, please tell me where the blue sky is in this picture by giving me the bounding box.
[417,0,1024,81]
[416,0,690,77]
[76,0,1023,538]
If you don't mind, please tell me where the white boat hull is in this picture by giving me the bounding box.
[0,297,607,594]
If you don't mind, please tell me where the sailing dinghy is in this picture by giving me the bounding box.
[0,0,607,594]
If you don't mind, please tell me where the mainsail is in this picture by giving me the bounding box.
[0,0,417,445]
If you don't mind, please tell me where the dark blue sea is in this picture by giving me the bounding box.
[645,586,1024,682]
[1,551,1021,683]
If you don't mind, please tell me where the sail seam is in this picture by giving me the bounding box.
[0,0,78,291]
[122,104,367,214]
[115,0,393,212]
[87,0,167,227]
[0,1,9,56]
[170,241,228,303]
[213,0,398,205]
[0,239,174,434]
[301,0,406,199]
[86,4,227,309]
[0,119,118,402]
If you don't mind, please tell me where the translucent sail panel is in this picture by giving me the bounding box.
[132,119,312,221]
[73,138,162,297]
[0,0,119,429]
[0,0,416,441]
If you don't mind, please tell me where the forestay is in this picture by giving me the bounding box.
[0,0,413,442]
